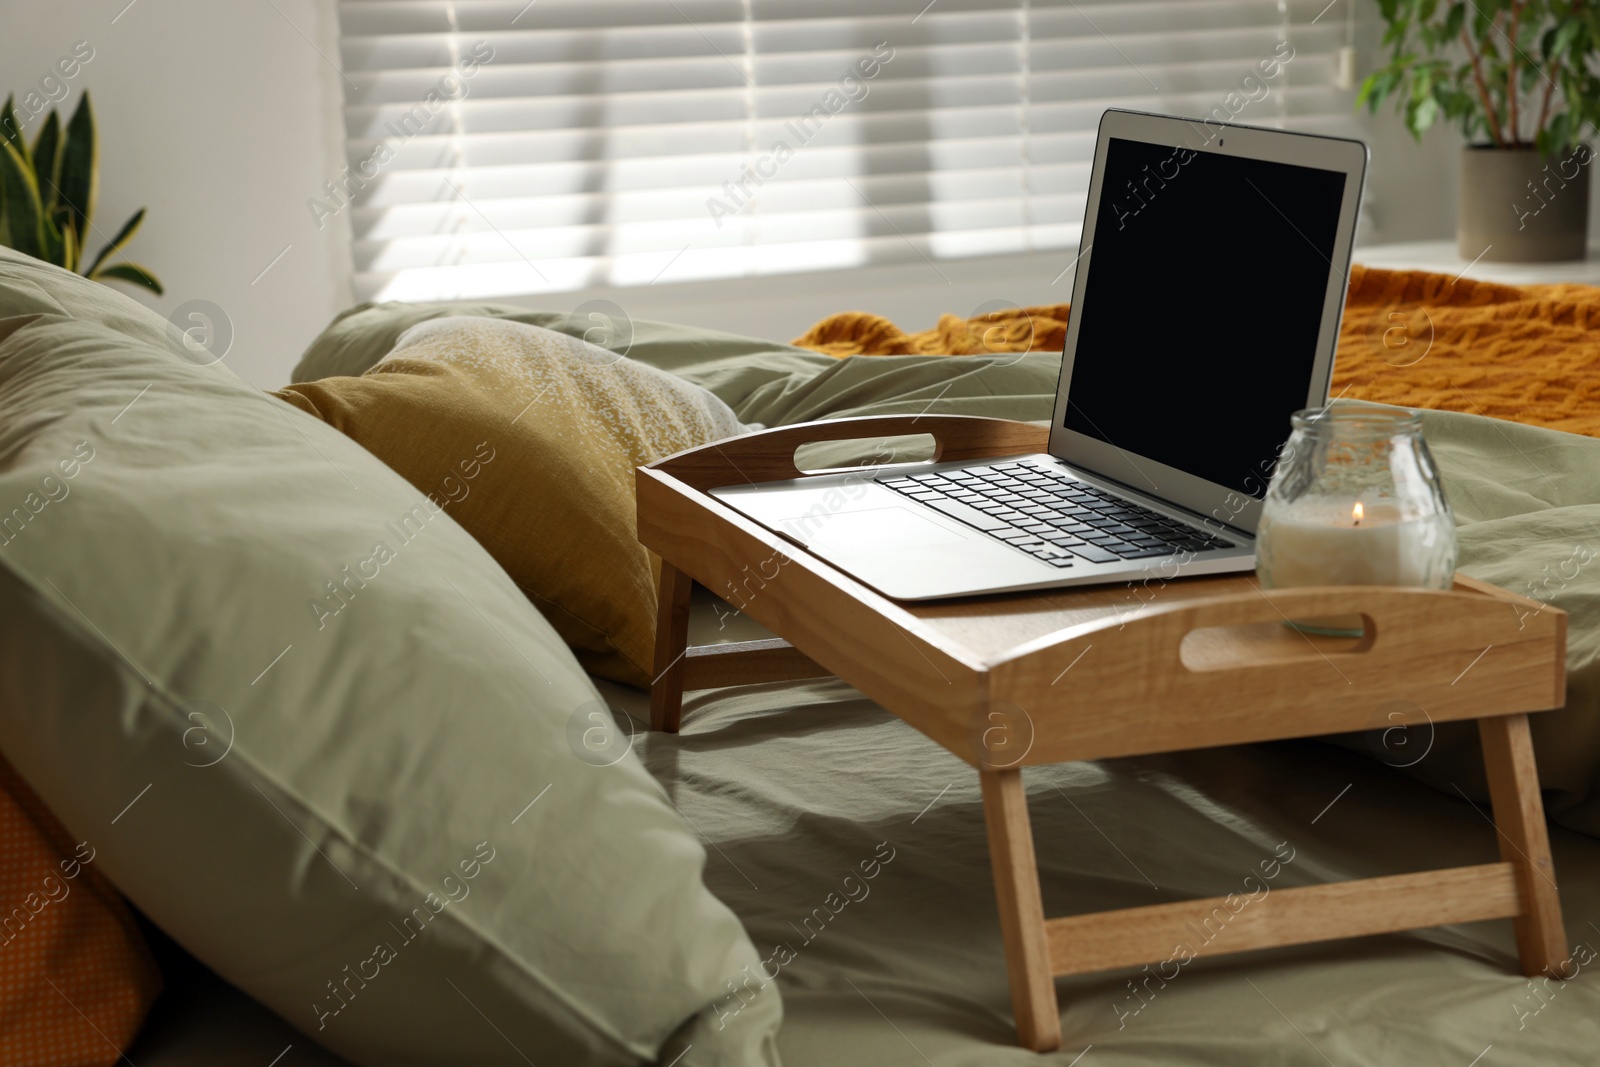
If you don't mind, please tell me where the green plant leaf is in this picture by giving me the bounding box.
[1468,4,1488,40]
[30,111,60,215]
[1407,94,1441,138]
[38,211,67,268]
[57,92,96,250]
[1582,9,1600,49]
[0,140,45,260]
[1356,71,1382,110]
[91,261,162,294]
[1539,109,1576,156]
[1359,66,1406,111]
[82,207,144,278]
[1440,86,1476,120]
[59,219,78,272]
[0,95,27,167]
[1553,18,1584,63]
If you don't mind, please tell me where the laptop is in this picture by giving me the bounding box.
[714,109,1368,601]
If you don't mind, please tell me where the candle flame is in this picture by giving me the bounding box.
[1352,501,1364,526]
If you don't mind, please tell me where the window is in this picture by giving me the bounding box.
[334,0,1355,303]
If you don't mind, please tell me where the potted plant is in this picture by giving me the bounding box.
[1360,0,1599,262]
[0,91,161,292]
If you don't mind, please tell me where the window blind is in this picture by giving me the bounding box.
[333,0,1357,303]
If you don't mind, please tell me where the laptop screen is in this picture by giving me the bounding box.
[1062,135,1348,500]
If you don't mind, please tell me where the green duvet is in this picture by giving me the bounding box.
[302,303,1600,1064]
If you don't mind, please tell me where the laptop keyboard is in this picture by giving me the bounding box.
[879,462,1233,569]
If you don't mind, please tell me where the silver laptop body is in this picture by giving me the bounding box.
[714,109,1368,601]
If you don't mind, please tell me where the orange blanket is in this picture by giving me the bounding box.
[792,266,1600,437]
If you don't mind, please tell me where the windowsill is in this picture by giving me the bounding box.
[1352,240,1600,286]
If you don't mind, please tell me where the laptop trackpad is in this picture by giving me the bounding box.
[782,505,970,552]
[766,495,1050,599]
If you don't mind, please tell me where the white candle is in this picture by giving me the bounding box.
[1256,500,1440,587]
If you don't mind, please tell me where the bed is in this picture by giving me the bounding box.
[135,683,1600,1065]
[119,266,1600,1065]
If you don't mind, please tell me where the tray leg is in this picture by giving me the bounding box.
[1479,713,1568,976]
[650,562,693,733]
[979,768,1061,1052]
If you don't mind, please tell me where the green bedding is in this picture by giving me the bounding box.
[301,303,1600,1063]
[608,677,1600,1064]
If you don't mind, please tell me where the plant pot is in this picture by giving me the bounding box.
[1459,144,1591,263]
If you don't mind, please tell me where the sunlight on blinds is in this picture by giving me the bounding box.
[332,0,1357,302]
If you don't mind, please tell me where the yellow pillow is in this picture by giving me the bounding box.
[274,317,746,686]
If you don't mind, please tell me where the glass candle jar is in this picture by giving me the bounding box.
[1256,406,1457,607]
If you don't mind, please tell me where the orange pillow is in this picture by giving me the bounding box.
[0,754,161,1065]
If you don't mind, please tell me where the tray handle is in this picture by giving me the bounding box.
[989,579,1566,766]
[647,415,1049,491]
[1151,585,1445,672]
[1007,581,1542,684]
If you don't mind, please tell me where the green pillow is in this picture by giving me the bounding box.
[294,300,822,384]
[0,248,781,1066]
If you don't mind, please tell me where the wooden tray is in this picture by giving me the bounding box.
[636,415,1568,1052]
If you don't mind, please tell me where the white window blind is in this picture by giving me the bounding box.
[334,0,1357,303]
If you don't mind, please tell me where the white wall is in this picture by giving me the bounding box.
[3,0,352,388]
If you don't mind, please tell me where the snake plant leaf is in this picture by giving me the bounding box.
[57,92,96,249]
[82,206,144,278]
[91,261,163,295]
[0,96,27,167]
[0,140,45,260]
[60,218,78,273]
[31,110,61,215]
[38,210,64,268]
